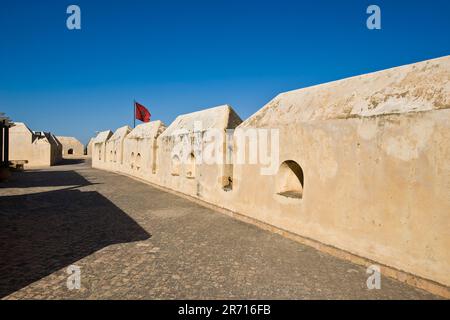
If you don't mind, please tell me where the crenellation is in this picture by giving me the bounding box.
[90,55,450,292]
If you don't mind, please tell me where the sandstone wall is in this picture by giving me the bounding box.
[156,105,242,203]
[91,130,113,169]
[9,123,62,167]
[56,136,84,156]
[86,138,94,156]
[47,133,63,164]
[229,111,450,288]
[104,126,131,172]
[91,55,450,290]
[226,55,450,288]
[121,121,166,180]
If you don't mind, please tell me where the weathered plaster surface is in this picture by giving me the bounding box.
[241,55,450,127]
[86,138,94,157]
[156,105,242,201]
[91,130,113,169]
[56,136,84,156]
[121,121,166,179]
[91,55,450,290]
[9,123,62,167]
[230,55,450,287]
[104,126,132,171]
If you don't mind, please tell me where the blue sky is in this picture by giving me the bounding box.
[0,0,449,144]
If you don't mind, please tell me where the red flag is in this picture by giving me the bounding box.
[135,101,151,123]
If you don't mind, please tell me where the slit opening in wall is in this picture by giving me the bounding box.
[68,148,73,155]
[171,155,181,176]
[276,160,304,199]
[222,176,233,192]
[136,153,141,171]
[151,144,157,174]
[130,152,135,169]
[221,165,233,192]
[185,152,196,179]
[222,138,234,191]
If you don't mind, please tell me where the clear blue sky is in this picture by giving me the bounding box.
[1,0,449,144]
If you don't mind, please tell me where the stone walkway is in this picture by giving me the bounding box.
[0,159,439,299]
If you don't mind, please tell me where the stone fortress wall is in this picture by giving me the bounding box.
[91,130,113,168]
[56,136,84,156]
[9,122,62,167]
[86,138,94,156]
[122,120,166,181]
[90,55,450,295]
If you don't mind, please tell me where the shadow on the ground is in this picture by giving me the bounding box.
[0,171,150,298]
[55,158,86,166]
[0,169,95,189]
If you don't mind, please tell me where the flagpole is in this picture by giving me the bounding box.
[133,99,136,128]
